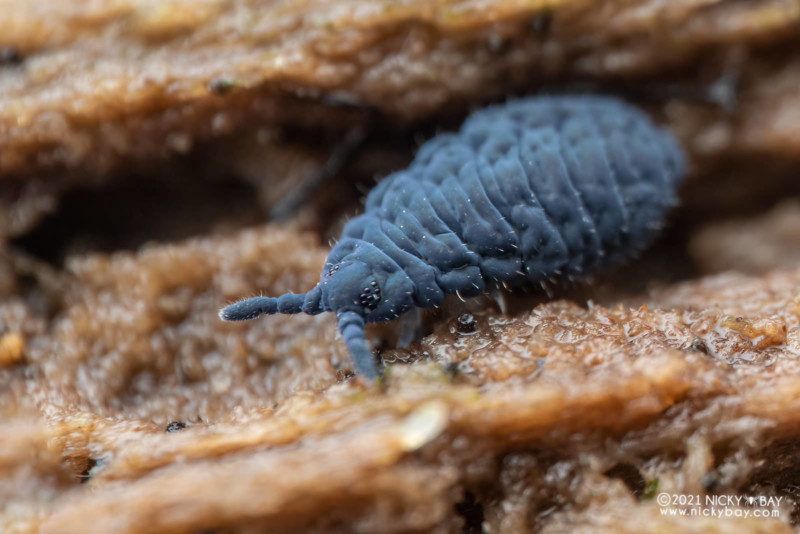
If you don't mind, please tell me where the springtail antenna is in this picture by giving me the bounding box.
[219,286,324,321]
[337,310,378,380]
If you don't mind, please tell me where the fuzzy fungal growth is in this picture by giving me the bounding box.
[220,95,685,379]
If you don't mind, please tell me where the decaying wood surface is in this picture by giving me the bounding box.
[3,1,800,532]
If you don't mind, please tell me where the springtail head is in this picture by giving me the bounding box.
[219,286,379,380]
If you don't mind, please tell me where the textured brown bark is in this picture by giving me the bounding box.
[4,1,800,533]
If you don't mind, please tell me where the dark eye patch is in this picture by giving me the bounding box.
[358,280,381,310]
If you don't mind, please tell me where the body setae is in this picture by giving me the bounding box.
[219,95,685,379]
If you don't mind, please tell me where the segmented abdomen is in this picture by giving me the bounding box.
[349,95,684,294]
